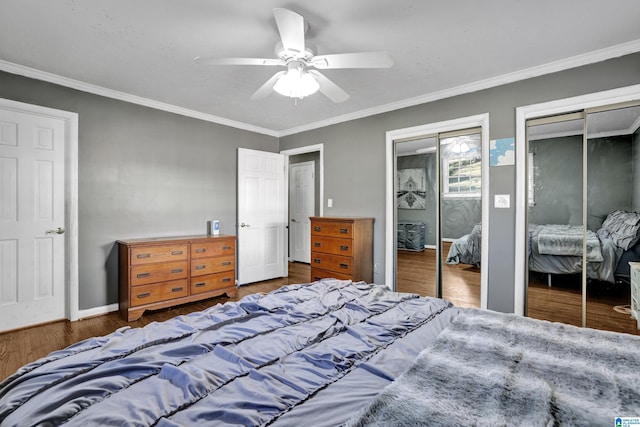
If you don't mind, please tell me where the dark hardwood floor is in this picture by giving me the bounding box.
[0,262,310,382]
[3,256,639,382]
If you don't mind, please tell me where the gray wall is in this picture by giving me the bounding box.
[634,129,640,212]
[279,52,640,313]
[0,71,278,310]
[2,52,639,314]
[529,135,633,230]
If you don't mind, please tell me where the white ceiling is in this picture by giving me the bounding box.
[1,0,640,137]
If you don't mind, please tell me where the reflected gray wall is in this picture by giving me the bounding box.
[397,153,481,245]
[529,135,633,230]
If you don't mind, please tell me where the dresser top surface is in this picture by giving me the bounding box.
[309,217,374,222]
[117,234,235,246]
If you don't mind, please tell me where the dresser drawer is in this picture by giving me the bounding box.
[311,253,352,275]
[130,261,188,286]
[191,240,235,259]
[311,221,353,238]
[191,255,235,276]
[130,279,188,307]
[131,244,188,265]
[191,271,235,295]
[311,268,352,281]
[311,236,353,256]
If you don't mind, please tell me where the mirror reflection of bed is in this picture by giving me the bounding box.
[525,103,640,335]
[395,132,482,309]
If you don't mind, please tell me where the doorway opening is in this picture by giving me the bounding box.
[281,144,324,270]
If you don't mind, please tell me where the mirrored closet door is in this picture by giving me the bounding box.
[525,101,640,333]
[395,128,482,308]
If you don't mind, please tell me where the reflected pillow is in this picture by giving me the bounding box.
[597,209,640,250]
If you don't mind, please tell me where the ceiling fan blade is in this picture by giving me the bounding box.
[308,70,349,103]
[194,56,285,66]
[273,8,305,55]
[250,71,285,100]
[310,52,393,69]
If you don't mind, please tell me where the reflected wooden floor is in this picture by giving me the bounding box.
[527,272,639,336]
[396,242,481,308]
[396,245,639,335]
[0,262,311,382]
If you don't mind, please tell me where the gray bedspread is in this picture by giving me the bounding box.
[0,279,459,427]
[347,308,640,426]
[537,224,603,262]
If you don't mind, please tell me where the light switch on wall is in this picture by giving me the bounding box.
[494,194,510,209]
[327,198,333,208]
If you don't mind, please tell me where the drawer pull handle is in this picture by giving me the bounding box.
[340,228,348,234]
[136,253,150,259]
[340,263,349,269]
[222,277,232,283]
[171,268,183,273]
[171,287,184,293]
[222,261,231,266]
[171,250,183,255]
[195,265,206,270]
[137,292,151,299]
[313,258,321,264]
[137,272,151,278]
[222,246,232,250]
[314,242,322,247]
[314,226,321,232]
[194,282,206,288]
[195,248,206,253]
[340,245,349,251]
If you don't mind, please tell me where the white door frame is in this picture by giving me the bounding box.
[0,98,79,322]
[514,83,640,315]
[385,113,489,309]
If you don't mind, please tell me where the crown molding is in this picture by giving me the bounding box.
[278,39,640,137]
[2,38,639,139]
[0,59,280,137]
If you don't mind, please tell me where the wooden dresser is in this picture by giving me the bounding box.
[118,235,236,321]
[310,217,374,283]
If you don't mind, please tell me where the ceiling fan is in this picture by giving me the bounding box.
[194,8,393,103]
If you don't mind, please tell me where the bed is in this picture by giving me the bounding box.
[1,279,639,426]
[447,210,640,283]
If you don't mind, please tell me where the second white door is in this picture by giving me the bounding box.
[289,161,314,263]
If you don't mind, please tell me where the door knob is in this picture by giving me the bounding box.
[240,223,251,228]
[46,227,65,235]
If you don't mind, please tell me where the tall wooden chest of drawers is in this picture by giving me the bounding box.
[118,235,236,321]
[310,217,374,283]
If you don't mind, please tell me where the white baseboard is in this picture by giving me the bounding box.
[76,303,119,320]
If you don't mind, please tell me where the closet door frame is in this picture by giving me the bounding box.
[385,113,489,309]
[514,84,640,316]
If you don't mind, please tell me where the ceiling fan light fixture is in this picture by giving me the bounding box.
[273,62,319,99]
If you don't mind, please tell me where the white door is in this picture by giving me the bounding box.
[289,161,314,263]
[0,106,66,331]
[237,148,287,284]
